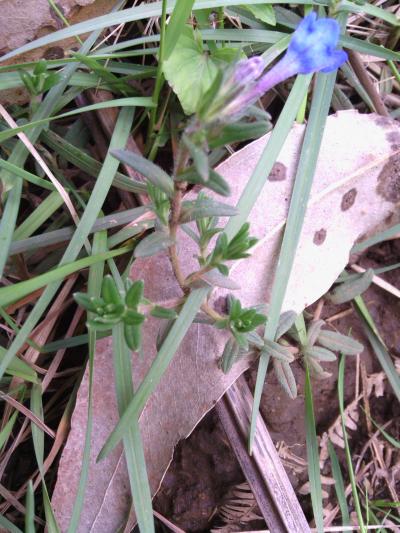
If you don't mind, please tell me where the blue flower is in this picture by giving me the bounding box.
[212,12,347,121]
[283,12,348,74]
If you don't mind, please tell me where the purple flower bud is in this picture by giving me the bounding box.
[233,56,265,86]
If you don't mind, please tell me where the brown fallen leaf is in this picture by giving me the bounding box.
[0,0,113,105]
[52,110,400,530]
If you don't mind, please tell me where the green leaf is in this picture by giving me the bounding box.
[328,268,373,305]
[125,280,144,308]
[263,339,294,362]
[180,197,237,223]
[208,120,271,148]
[134,230,174,257]
[163,25,218,114]
[317,329,363,356]
[220,337,241,373]
[306,319,325,347]
[242,4,276,25]
[272,358,297,398]
[305,346,337,362]
[182,133,209,181]
[111,149,174,197]
[102,275,122,305]
[275,310,297,340]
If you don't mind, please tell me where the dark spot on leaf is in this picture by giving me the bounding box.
[386,131,400,145]
[313,229,327,245]
[375,116,393,128]
[42,46,64,60]
[268,162,286,181]
[376,154,400,203]
[341,188,357,211]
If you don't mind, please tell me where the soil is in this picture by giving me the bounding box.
[153,240,400,531]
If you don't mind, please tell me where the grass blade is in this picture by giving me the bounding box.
[67,230,107,533]
[112,322,155,533]
[0,98,153,144]
[0,513,23,533]
[224,74,312,240]
[25,481,35,533]
[164,0,196,59]
[98,287,209,460]
[249,67,338,451]
[0,22,104,279]
[0,107,135,380]
[354,296,400,402]
[328,440,350,526]
[304,364,324,533]
[338,354,366,532]
[0,245,132,308]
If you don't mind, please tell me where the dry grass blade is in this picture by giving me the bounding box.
[0,104,82,229]
[0,392,55,438]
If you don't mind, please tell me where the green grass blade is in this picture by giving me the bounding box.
[25,481,36,533]
[352,223,400,253]
[340,35,399,62]
[362,411,400,449]
[42,484,61,533]
[13,192,64,241]
[224,74,312,240]
[1,107,135,380]
[0,98,153,144]
[164,0,196,59]
[11,206,146,255]
[338,0,399,26]
[67,230,107,533]
[304,364,324,533]
[0,23,104,279]
[30,384,45,475]
[98,287,209,460]
[0,245,131,308]
[0,512,23,533]
[0,159,56,191]
[249,68,338,451]
[354,296,400,402]
[328,440,350,526]
[338,354,366,532]
[40,130,147,193]
[112,322,155,533]
[0,410,18,451]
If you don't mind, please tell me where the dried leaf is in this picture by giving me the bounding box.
[52,111,400,530]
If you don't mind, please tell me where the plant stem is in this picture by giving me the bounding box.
[168,180,187,291]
